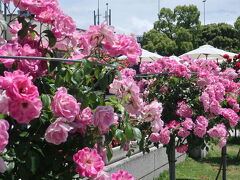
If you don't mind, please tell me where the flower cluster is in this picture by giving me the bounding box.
[73,147,135,179]
[0,70,42,124]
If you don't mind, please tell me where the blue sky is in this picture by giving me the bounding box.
[58,0,239,35]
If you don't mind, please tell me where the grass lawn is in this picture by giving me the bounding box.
[156,141,240,180]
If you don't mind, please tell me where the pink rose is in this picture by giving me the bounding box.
[142,100,163,122]
[0,119,9,152]
[194,126,207,138]
[195,116,208,128]
[151,119,163,133]
[93,106,115,133]
[51,87,80,122]
[176,145,188,153]
[207,124,227,138]
[0,90,9,115]
[176,101,192,118]
[165,120,180,129]
[181,118,193,130]
[45,117,73,145]
[111,170,135,180]
[94,171,111,180]
[76,107,93,126]
[159,128,171,145]
[1,70,39,101]
[221,108,239,127]
[209,100,222,115]
[149,133,161,143]
[219,137,227,148]
[8,98,42,124]
[94,144,107,164]
[120,68,136,80]
[73,147,104,178]
[0,157,6,173]
[178,128,190,138]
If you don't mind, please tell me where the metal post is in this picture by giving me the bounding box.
[222,146,227,180]
[106,3,109,25]
[97,0,100,25]
[203,0,206,25]
[94,10,96,25]
[109,9,111,25]
[4,3,7,40]
[168,135,176,180]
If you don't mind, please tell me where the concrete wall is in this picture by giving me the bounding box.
[104,145,186,180]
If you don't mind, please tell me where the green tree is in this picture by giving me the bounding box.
[175,27,193,55]
[154,8,175,38]
[142,29,177,56]
[174,5,201,30]
[234,16,240,32]
[199,23,240,53]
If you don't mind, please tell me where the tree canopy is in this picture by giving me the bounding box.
[141,5,240,56]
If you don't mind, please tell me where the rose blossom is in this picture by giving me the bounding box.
[159,127,170,145]
[142,100,163,122]
[181,118,194,130]
[149,133,161,143]
[111,170,135,180]
[207,124,227,138]
[219,137,227,148]
[94,171,111,180]
[176,145,188,153]
[0,157,6,173]
[1,70,39,101]
[221,108,239,127]
[93,106,115,133]
[0,90,9,115]
[73,147,104,178]
[76,107,93,126]
[178,128,190,138]
[0,119,9,152]
[151,119,163,133]
[45,117,73,145]
[194,125,207,138]
[51,87,80,122]
[176,101,192,118]
[8,98,42,124]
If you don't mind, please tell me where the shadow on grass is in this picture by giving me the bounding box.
[198,156,240,166]
[176,179,195,180]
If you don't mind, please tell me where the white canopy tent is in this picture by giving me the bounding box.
[180,44,237,60]
[118,49,162,62]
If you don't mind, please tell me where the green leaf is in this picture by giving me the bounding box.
[132,127,142,142]
[30,31,35,40]
[115,129,124,142]
[42,30,56,47]
[19,131,29,137]
[41,94,51,108]
[125,124,134,140]
[106,145,113,162]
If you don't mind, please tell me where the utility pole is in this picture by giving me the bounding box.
[203,0,206,25]
[97,0,100,25]
[105,3,109,25]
